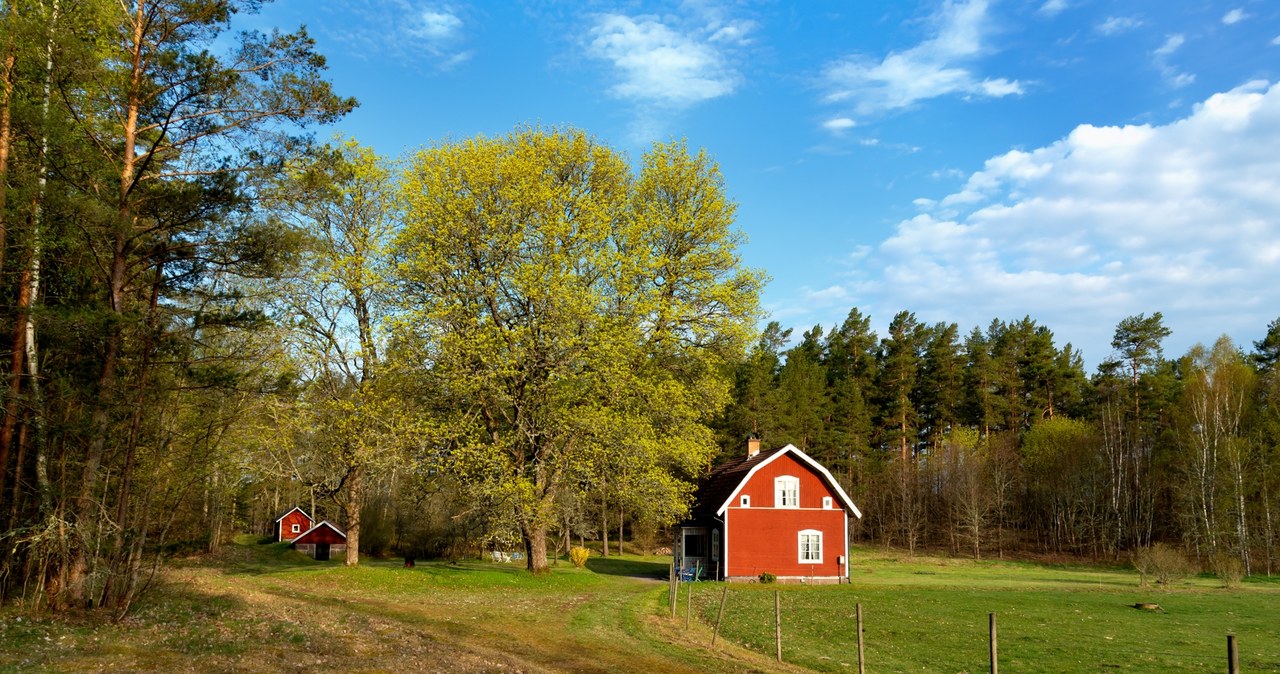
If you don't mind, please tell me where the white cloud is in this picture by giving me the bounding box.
[822,117,857,133]
[856,80,1280,365]
[330,2,470,70]
[1154,34,1194,88]
[410,10,462,41]
[1038,0,1068,18]
[820,0,1024,117]
[1154,34,1184,58]
[1272,35,1280,46]
[1222,9,1247,25]
[1097,16,1143,36]
[587,13,746,107]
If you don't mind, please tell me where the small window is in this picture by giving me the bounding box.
[799,529,822,564]
[823,496,833,509]
[291,523,301,533]
[775,476,799,508]
[711,530,720,562]
[740,495,750,507]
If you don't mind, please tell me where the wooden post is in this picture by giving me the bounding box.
[989,612,998,674]
[856,602,866,674]
[669,562,677,619]
[685,581,693,629]
[712,586,728,647]
[1228,634,1238,674]
[775,590,783,663]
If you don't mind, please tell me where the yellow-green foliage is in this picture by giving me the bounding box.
[390,128,764,571]
[569,546,590,568]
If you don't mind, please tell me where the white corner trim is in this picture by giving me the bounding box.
[716,444,863,518]
[274,505,311,523]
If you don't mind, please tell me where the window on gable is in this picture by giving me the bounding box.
[799,529,822,563]
[775,476,799,508]
[291,523,301,534]
[823,496,833,509]
[740,495,750,507]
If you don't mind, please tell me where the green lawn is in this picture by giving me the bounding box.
[1,541,1276,673]
[688,550,1280,672]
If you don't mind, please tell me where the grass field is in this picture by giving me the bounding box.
[1,540,1277,673]
[691,551,1280,672]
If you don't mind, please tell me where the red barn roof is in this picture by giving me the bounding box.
[293,521,347,545]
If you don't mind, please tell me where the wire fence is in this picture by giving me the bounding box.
[666,578,1265,672]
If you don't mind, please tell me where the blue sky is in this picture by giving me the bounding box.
[243,0,1280,369]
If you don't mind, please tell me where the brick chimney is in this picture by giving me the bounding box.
[747,434,761,458]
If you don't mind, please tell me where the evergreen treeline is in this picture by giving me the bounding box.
[719,308,1280,572]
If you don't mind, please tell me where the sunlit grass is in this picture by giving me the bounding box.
[2,541,1277,672]
[686,549,1280,672]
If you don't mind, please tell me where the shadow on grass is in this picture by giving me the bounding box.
[585,556,669,579]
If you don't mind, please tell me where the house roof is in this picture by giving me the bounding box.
[294,520,347,542]
[274,506,312,523]
[689,443,862,519]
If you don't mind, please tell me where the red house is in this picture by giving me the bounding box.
[274,506,314,542]
[292,521,347,561]
[677,439,861,583]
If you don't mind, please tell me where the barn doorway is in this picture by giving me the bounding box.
[316,543,331,561]
[677,527,708,579]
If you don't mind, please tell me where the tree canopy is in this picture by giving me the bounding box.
[390,128,762,572]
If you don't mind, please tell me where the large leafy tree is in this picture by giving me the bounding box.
[392,129,761,573]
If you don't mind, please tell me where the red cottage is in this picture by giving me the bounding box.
[274,506,314,543]
[676,439,861,583]
[292,521,348,561]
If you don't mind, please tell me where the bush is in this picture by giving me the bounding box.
[758,572,776,584]
[1211,552,1244,589]
[569,546,590,568]
[1134,543,1191,587]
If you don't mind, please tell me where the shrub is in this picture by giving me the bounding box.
[1134,543,1191,587]
[758,572,776,584]
[1211,552,1244,589]
[569,546,590,568]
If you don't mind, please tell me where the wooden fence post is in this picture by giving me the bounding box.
[712,586,728,647]
[989,612,998,674]
[685,581,693,629]
[856,602,866,674]
[775,590,783,663]
[669,562,677,619]
[1228,634,1238,674]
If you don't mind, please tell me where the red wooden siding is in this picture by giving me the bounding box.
[725,453,847,579]
[279,511,312,541]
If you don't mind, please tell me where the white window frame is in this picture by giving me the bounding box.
[775,475,799,508]
[823,496,833,510]
[740,495,750,507]
[798,529,822,564]
[291,523,301,534]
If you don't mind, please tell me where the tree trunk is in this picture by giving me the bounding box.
[524,520,548,574]
[600,491,609,557]
[344,463,362,566]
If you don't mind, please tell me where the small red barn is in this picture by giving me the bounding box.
[292,521,347,561]
[677,439,861,583]
[274,506,314,543]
